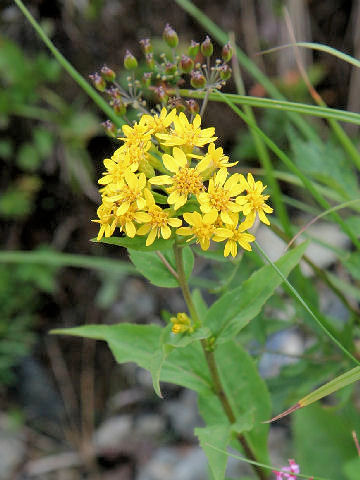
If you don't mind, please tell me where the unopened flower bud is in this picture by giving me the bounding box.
[186,99,199,114]
[89,73,106,92]
[219,64,232,80]
[163,23,178,48]
[146,53,155,69]
[111,98,126,116]
[154,85,168,103]
[139,38,153,54]
[106,86,121,98]
[169,97,185,113]
[142,72,152,87]
[188,40,200,58]
[190,71,206,89]
[101,120,117,137]
[180,55,194,73]
[100,65,116,82]
[201,35,213,57]
[165,62,177,75]
[222,42,233,62]
[124,50,138,70]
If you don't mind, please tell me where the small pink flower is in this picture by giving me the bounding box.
[273,459,300,479]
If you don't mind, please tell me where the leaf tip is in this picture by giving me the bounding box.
[263,402,301,423]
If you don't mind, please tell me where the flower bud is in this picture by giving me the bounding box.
[101,120,117,137]
[107,86,121,98]
[179,54,194,73]
[89,73,106,92]
[154,85,168,103]
[190,71,206,89]
[124,50,138,70]
[142,72,152,87]
[186,99,199,114]
[169,97,185,113]
[188,40,200,58]
[100,65,116,82]
[139,38,153,54]
[222,42,233,62]
[219,64,232,81]
[165,62,177,75]
[138,158,155,178]
[201,35,213,57]
[146,53,155,69]
[163,23,178,48]
[111,98,126,116]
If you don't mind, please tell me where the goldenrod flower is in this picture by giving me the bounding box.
[98,153,137,188]
[198,168,243,224]
[136,189,182,245]
[140,107,177,134]
[156,112,217,151]
[196,143,237,171]
[115,204,149,238]
[177,210,217,250]
[92,203,116,241]
[170,312,194,334]
[149,147,205,210]
[213,213,255,257]
[120,122,153,150]
[236,173,273,226]
[105,171,147,215]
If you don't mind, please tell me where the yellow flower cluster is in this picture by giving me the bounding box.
[93,108,273,257]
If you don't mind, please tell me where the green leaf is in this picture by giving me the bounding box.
[294,404,356,478]
[129,246,194,288]
[343,252,360,281]
[16,143,41,172]
[92,235,174,252]
[195,425,231,480]
[205,242,307,343]
[53,323,212,393]
[344,457,360,480]
[344,216,360,238]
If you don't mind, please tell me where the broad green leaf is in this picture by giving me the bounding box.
[192,289,208,320]
[205,242,307,343]
[344,457,360,480]
[195,425,231,480]
[53,323,212,393]
[198,342,271,464]
[92,235,173,251]
[294,404,356,478]
[129,246,194,288]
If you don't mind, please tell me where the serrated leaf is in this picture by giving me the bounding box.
[129,246,194,287]
[205,242,307,343]
[91,235,174,251]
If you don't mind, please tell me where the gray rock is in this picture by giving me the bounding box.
[0,414,25,480]
[94,415,133,451]
[163,390,203,441]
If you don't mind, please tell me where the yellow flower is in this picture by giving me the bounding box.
[98,153,137,188]
[92,203,116,241]
[149,147,205,210]
[136,189,182,245]
[170,312,194,334]
[114,204,149,238]
[198,168,243,224]
[140,107,177,134]
[156,112,217,151]
[213,214,255,257]
[236,173,273,226]
[177,210,217,250]
[120,122,153,150]
[196,142,238,171]
[105,171,147,215]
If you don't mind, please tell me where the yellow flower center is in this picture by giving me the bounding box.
[170,167,204,196]
[208,187,231,211]
[148,207,169,227]
[247,192,264,209]
[192,222,215,241]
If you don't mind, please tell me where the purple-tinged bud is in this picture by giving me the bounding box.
[219,64,232,80]
[163,23,178,48]
[89,73,106,92]
[139,38,153,54]
[124,50,138,70]
[142,72,152,87]
[190,71,206,89]
[179,55,194,73]
[188,40,200,58]
[100,65,116,82]
[201,35,213,57]
[111,98,126,116]
[186,99,199,114]
[102,120,117,137]
[154,85,168,103]
[222,42,233,62]
[165,62,177,75]
[169,97,185,113]
[146,53,155,69]
[106,86,121,98]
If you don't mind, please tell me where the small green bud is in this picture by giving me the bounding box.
[179,55,194,73]
[163,23,178,48]
[124,50,138,70]
[165,62,177,75]
[89,73,106,92]
[101,120,117,137]
[100,65,116,82]
[139,38,153,54]
[154,85,168,103]
[188,40,200,58]
[222,42,233,62]
[201,35,213,57]
[185,99,199,114]
[190,70,206,89]
[142,72,152,87]
[219,64,232,81]
[111,98,126,116]
[146,53,155,69]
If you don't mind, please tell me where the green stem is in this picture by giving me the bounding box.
[13,0,124,128]
[173,244,268,480]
